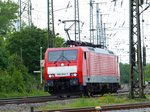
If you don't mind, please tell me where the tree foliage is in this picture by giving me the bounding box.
[144,64,150,81]
[0,0,18,35]
[0,0,66,96]
[0,54,32,93]
[54,36,65,47]
[6,26,48,73]
[120,63,150,84]
[120,63,130,84]
[0,36,8,69]
[6,26,65,73]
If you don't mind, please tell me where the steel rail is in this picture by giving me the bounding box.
[1,90,150,106]
[0,95,79,106]
[33,102,150,112]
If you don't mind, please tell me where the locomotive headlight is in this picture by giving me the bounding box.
[70,73,77,76]
[49,74,55,78]
[49,75,52,78]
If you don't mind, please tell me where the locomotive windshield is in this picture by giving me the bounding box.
[48,50,77,62]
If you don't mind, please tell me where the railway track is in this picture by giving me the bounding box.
[0,95,79,106]
[1,89,150,106]
[33,102,150,112]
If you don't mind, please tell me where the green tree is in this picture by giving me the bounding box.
[144,64,150,81]
[6,26,48,73]
[54,36,65,47]
[120,63,130,84]
[0,0,18,35]
[0,54,32,93]
[6,26,65,73]
[0,70,12,93]
[0,36,8,69]
[8,54,33,93]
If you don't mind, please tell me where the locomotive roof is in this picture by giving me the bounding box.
[46,46,115,55]
[82,47,114,55]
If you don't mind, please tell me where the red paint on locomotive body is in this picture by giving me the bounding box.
[89,52,119,76]
[44,46,120,95]
[44,47,83,82]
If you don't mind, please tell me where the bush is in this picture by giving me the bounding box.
[0,54,33,94]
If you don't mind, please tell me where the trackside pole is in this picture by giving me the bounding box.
[129,0,145,99]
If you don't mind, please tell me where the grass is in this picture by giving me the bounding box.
[1,90,150,111]
[0,89,49,99]
[36,94,150,111]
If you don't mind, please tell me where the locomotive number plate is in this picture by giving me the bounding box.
[56,73,69,76]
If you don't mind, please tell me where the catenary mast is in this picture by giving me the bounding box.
[89,0,94,44]
[74,0,80,41]
[129,0,145,98]
[47,0,55,48]
[18,0,32,30]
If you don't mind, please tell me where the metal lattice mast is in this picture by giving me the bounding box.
[100,14,103,47]
[18,0,32,30]
[89,0,94,43]
[74,0,80,41]
[96,3,100,45]
[47,0,55,48]
[103,23,107,48]
[27,0,32,27]
[18,0,21,29]
[129,0,145,99]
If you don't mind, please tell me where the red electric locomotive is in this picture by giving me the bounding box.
[44,46,120,96]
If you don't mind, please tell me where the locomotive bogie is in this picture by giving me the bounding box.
[45,78,82,95]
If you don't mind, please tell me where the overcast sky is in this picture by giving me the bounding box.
[13,0,150,63]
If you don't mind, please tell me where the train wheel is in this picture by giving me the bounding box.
[84,90,93,97]
[58,95,63,98]
[83,87,92,97]
[83,89,89,96]
[67,95,70,98]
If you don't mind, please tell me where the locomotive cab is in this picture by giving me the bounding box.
[44,47,83,95]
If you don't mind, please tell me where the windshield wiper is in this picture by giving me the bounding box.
[54,54,63,64]
[62,55,71,63]
[53,51,71,64]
